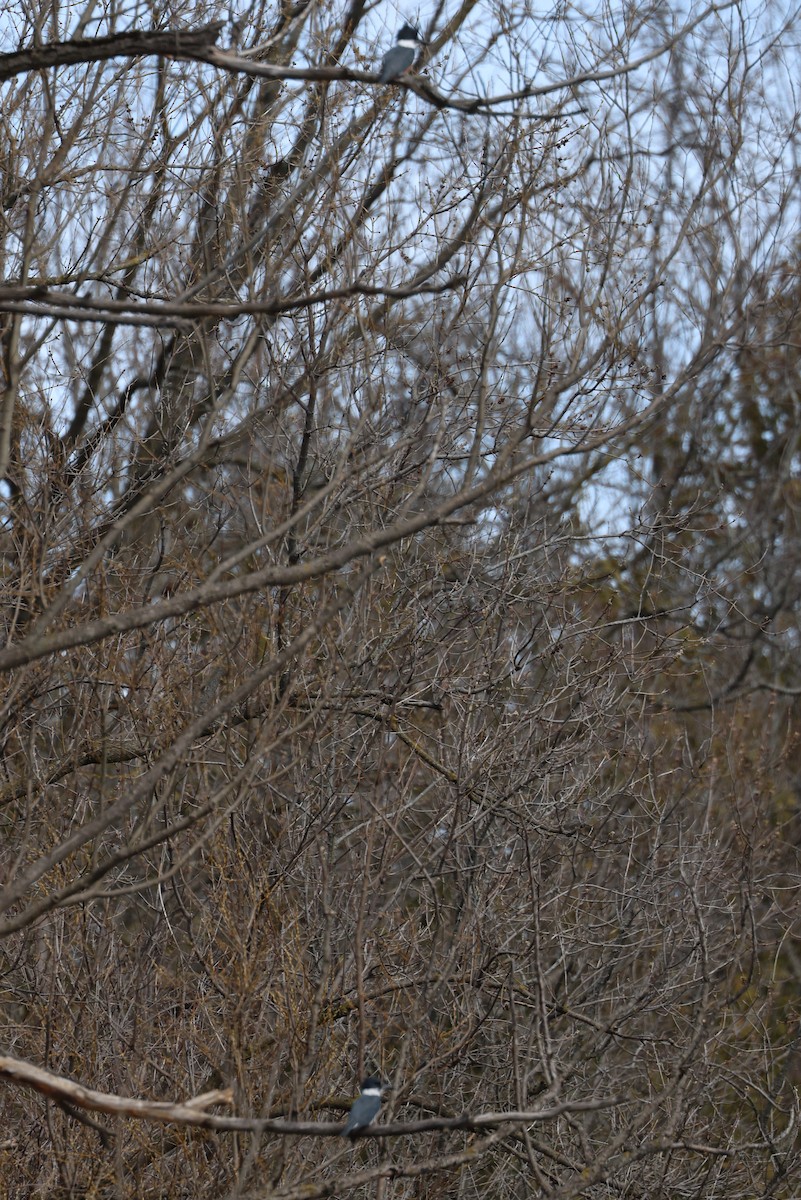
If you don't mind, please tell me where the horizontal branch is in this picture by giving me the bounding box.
[0,24,523,113]
[0,276,467,329]
[0,21,224,82]
[0,1,734,117]
[0,300,185,329]
[0,1054,625,1135]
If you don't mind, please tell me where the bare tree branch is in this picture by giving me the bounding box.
[0,22,225,81]
[0,276,467,327]
[0,1055,626,1136]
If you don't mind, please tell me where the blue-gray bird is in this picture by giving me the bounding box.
[379,25,423,82]
[341,1075,384,1137]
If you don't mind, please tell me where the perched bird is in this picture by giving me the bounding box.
[341,1075,384,1137]
[378,25,423,83]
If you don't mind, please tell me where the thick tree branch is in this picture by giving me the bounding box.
[0,276,467,328]
[0,22,225,81]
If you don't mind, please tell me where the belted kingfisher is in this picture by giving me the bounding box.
[341,1075,384,1137]
[378,25,423,83]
